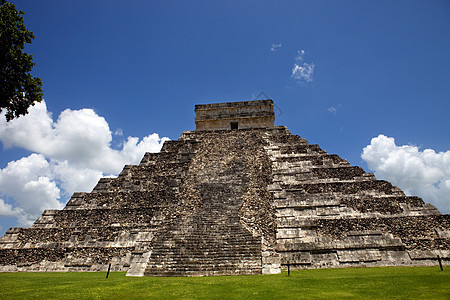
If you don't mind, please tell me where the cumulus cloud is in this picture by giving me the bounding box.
[291,50,315,83]
[270,43,282,52]
[0,198,22,218]
[0,101,169,226]
[362,134,450,213]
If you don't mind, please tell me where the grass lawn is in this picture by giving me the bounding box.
[0,267,448,299]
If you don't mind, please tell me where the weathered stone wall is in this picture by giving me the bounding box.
[0,136,198,273]
[0,100,448,275]
[262,126,448,269]
[195,100,275,131]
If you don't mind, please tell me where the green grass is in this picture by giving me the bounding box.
[0,267,448,299]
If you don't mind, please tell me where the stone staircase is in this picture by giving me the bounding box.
[144,184,262,276]
[141,130,270,276]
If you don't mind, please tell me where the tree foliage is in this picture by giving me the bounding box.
[0,0,43,121]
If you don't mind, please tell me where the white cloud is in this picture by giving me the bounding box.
[292,62,315,82]
[114,128,123,136]
[362,134,450,213]
[51,161,102,197]
[0,101,169,226]
[291,49,315,83]
[270,43,282,52]
[295,49,305,61]
[0,199,22,218]
[328,104,341,115]
[328,107,337,114]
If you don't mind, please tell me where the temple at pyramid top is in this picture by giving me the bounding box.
[195,99,275,131]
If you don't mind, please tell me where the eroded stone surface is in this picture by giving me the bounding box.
[0,100,448,275]
[195,99,275,131]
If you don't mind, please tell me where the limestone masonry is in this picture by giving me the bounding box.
[195,100,275,131]
[0,99,449,276]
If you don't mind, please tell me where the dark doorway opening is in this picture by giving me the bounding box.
[230,122,238,130]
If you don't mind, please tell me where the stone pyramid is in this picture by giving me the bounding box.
[0,100,448,276]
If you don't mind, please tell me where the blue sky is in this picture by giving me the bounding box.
[1,0,449,235]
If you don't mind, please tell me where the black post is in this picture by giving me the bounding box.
[437,255,443,271]
[287,263,290,277]
[106,263,111,278]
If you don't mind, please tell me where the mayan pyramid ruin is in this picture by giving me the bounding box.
[0,99,449,276]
